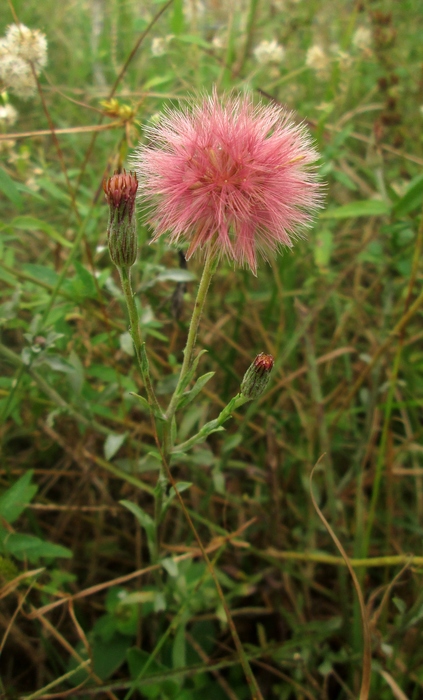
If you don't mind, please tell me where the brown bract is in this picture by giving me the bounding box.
[103,170,138,214]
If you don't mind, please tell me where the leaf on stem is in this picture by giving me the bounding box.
[130,392,166,421]
[120,500,156,561]
[104,433,127,461]
[178,349,208,395]
[160,481,192,522]
[176,371,215,410]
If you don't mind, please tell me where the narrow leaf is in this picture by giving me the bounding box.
[155,269,196,283]
[4,533,72,561]
[130,392,150,413]
[178,349,208,395]
[177,371,215,409]
[121,499,157,563]
[310,460,371,699]
[11,216,73,247]
[0,167,22,208]
[393,174,423,217]
[0,470,37,524]
[104,433,127,461]
[320,200,391,219]
[161,481,192,521]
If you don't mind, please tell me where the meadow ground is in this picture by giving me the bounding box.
[1,1,423,698]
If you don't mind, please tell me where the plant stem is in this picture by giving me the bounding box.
[41,208,90,325]
[119,264,165,565]
[160,450,264,700]
[164,247,217,447]
[173,394,249,453]
[118,265,162,418]
[362,202,423,557]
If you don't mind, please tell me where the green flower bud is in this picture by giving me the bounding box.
[103,170,138,268]
[240,353,274,400]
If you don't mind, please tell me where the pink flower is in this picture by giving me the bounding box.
[132,91,322,274]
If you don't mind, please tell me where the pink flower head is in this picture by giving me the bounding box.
[132,91,322,274]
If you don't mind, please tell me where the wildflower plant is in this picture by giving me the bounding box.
[104,89,320,567]
[4,1,423,696]
[102,90,320,697]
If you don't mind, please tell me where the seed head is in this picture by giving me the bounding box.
[103,170,138,269]
[241,353,274,400]
[3,24,48,70]
[352,27,372,52]
[0,24,47,99]
[0,103,18,126]
[306,45,330,79]
[253,39,285,65]
[132,90,322,274]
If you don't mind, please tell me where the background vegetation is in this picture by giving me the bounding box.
[1,0,423,697]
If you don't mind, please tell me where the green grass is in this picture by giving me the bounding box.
[1,0,423,698]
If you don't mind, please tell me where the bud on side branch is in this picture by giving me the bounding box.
[240,353,274,400]
[103,170,138,269]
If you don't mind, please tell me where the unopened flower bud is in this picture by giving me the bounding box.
[240,353,274,400]
[103,170,138,268]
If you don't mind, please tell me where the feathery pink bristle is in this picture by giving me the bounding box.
[132,91,322,274]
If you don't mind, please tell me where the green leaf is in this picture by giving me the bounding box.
[130,392,150,413]
[120,501,154,533]
[37,178,71,204]
[104,433,127,461]
[4,533,72,561]
[332,169,358,192]
[161,557,178,577]
[120,500,156,559]
[68,634,129,685]
[393,174,423,217]
[160,482,192,521]
[172,620,186,669]
[130,392,166,422]
[0,167,23,208]
[155,269,196,284]
[142,74,174,90]
[11,216,73,248]
[127,647,179,697]
[0,470,37,524]
[320,199,391,219]
[314,229,334,269]
[120,331,134,356]
[22,263,59,287]
[176,34,211,49]
[177,371,215,410]
[171,0,184,34]
[35,354,75,373]
[178,349,208,395]
[70,261,97,299]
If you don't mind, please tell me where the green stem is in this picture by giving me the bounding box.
[1,364,25,424]
[160,450,264,700]
[173,394,249,453]
[362,205,423,557]
[119,265,165,565]
[41,209,90,325]
[303,330,336,519]
[164,248,217,448]
[118,266,162,418]
[124,548,224,700]
[362,347,401,558]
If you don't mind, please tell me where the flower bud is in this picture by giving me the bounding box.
[240,353,274,400]
[103,170,138,268]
